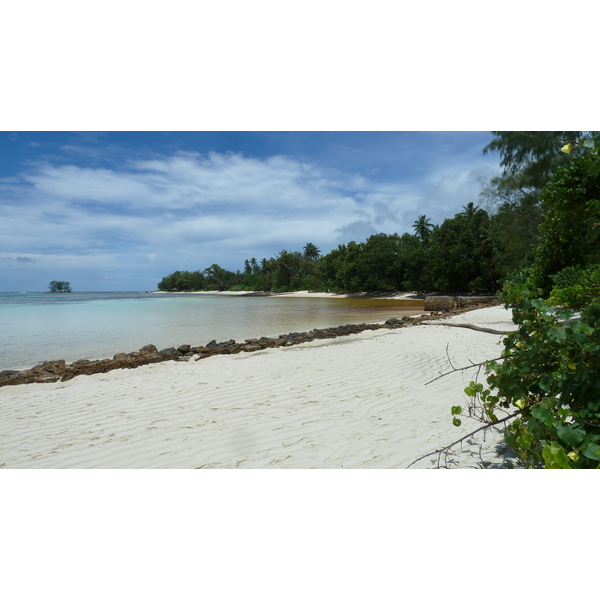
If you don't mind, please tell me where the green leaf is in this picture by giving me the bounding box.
[571,320,593,335]
[556,423,586,446]
[452,417,462,427]
[589,161,600,177]
[583,138,596,149]
[539,376,551,392]
[542,442,572,469]
[531,406,552,423]
[548,327,567,343]
[531,298,547,311]
[451,405,462,415]
[581,441,600,462]
[518,432,535,450]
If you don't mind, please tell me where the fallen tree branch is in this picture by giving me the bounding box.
[423,322,513,335]
[406,412,519,469]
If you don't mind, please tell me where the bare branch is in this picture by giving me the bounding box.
[425,356,506,385]
[445,342,456,371]
[406,412,519,469]
[423,322,513,335]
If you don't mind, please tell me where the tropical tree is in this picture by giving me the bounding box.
[483,131,587,190]
[526,157,600,295]
[422,208,494,292]
[412,215,434,241]
[49,280,72,293]
[303,242,321,261]
[459,202,478,217]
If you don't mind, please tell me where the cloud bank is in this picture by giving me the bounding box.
[0,147,497,291]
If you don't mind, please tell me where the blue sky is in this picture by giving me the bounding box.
[0,131,502,291]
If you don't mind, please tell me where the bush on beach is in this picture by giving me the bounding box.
[458,138,600,468]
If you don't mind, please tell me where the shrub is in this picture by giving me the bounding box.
[548,265,600,308]
[461,297,600,468]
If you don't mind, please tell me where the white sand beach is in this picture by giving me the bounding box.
[0,305,519,469]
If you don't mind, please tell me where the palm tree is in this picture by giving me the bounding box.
[260,258,268,273]
[303,242,321,261]
[250,257,258,274]
[460,202,478,217]
[412,215,434,241]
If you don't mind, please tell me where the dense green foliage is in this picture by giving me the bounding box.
[49,280,71,292]
[456,134,600,469]
[462,294,600,468]
[483,131,586,190]
[549,265,600,308]
[158,206,509,293]
[527,158,600,295]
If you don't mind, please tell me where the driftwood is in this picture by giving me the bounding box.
[423,322,512,335]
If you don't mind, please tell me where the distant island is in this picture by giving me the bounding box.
[48,281,72,293]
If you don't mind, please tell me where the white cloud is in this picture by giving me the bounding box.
[0,148,499,290]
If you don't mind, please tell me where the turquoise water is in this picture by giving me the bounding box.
[0,292,424,370]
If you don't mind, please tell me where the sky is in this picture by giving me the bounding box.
[0,131,502,292]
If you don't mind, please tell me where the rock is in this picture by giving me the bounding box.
[32,366,53,377]
[177,344,191,353]
[424,296,455,311]
[456,296,499,308]
[139,344,159,355]
[113,352,128,360]
[0,369,21,379]
[159,347,180,358]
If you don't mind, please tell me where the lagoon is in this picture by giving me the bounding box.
[0,292,424,370]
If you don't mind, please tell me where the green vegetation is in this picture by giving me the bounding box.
[455,132,600,468]
[49,280,72,293]
[158,207,505,294]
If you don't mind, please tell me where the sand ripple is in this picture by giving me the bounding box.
[0,306,518,468]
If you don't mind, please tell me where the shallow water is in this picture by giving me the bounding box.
[0,292,424,370]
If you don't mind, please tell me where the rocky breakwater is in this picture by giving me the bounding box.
[424,295,499,312]
[0,300,501,389]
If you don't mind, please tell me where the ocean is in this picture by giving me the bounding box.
[0,292,424,370]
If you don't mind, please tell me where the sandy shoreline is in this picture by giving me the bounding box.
[0,305,519,469]
[151,289,423,299]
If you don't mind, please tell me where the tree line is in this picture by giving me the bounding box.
[158,132,597,297]
[158,202,535,294]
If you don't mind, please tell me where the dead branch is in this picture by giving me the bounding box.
[406,412,519,469]
[423,322,513,335]
[425,355,506,385]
